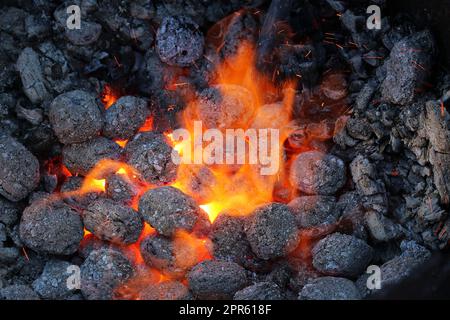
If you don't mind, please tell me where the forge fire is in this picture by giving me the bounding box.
[1,0,450,302]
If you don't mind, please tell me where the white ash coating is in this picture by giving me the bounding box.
[104,96,149,140]
[49,90,103,144]
[289,151,346,195]
[83,198,143,245]
[0,135,39,201]
[123,132,178,185]
[80,248,133,300]
[156,16,204,67]
[245,203,299,260]
[138,186,210,237]
[19,198,83,255]
[312,232,373,277]
[62,136,121,176]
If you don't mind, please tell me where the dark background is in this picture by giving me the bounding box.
[389,0,450,69]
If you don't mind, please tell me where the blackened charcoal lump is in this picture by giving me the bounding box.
[16,47,50,104]
[188,260,248,300]
[65,21,102,46]
[289,151,346,195]
[381,30,436,105]
[312,233,373,277]
[124,132,178,185]
[83,199,143,245]
[234,282,284,300]
[156,16,204,67]
[288,196,338,229]
[211,214,251,264]
[104,96,149,140]
[350,155,388,214]
[0,285,39,300]
[138,186,210,237]
[0,135,39,202]
[365,210,404,242]
[19,198,83,255]
[106,173,137,203]
[245,203,298,260]
[299,277,361,300]
[62,137,121,176]
[32,260,76,300]
[0,197,21,226]
[138,281,192,300]
[49,90,103,144]
[80,248,133,300]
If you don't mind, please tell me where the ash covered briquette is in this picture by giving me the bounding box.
[32,260,77,300]
[124,132,178,185]
[234,281,285,300]
[288,195,338,229]
[103,96,149,140]
[299,277,361,300]
[19,198,84,255]
[0,135,39,201]
[312,232,373,277]
[0,284,40,300]
[245,203,298,260]
[138,186,210,237]
[105,173,138,203]
[80,248,134,300]
[289,151,346,195]
[83,198,143,245]
[211,213,250,263]
[156,16,204,67]
[188,260,248,300]
[49,90,103,144]
[62,137,121,175]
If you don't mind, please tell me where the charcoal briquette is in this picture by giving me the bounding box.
[156,16,204,67]
[138,186,210,237]
[104,96,149,140]
[289,151,346,195]
[312,233,373,277]
[19,198,84,255]
[299,277,361,300]
[62,137,121,176]
[245,203,298,260]
[233,281,285,300]
[32,260,76,300]
[80,248,134,300]
[0,135,40,202]
[188,260,248,300]
[83,199,143,245]
[124,132,178,185]
[49,90,103,144]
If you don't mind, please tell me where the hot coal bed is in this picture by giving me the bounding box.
[0,0,449,301]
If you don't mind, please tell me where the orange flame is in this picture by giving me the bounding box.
[170,41,297,221]
[101,84,119,109]
[138,116,154,132]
